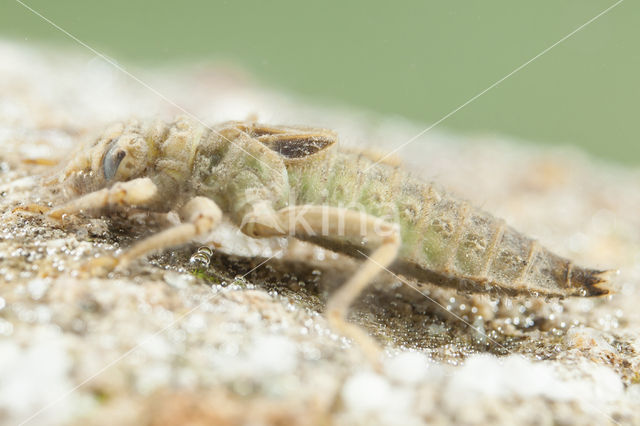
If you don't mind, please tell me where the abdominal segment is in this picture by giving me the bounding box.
[402,188,610,297]
[293,150,610,298]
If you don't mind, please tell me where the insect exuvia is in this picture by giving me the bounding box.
[42,117,613,359]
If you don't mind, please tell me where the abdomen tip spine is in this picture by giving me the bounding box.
[571,267,615,296]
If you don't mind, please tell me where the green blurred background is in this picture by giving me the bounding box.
[1,0,637,164]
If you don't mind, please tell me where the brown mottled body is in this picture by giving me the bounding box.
[49,118,610,298]
[44,117,611,363]
[276,131,610,298]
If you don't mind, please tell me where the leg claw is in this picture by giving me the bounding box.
[13,204,51,215]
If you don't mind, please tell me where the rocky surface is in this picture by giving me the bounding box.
[1,41,639,425]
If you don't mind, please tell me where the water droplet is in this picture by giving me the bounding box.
[27,278,50,300]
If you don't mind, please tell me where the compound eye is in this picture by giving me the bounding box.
[103,143,126,181]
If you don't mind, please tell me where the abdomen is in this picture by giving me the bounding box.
[395,176,611,298]
[289,151,611,298]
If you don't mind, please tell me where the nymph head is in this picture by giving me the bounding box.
[48,120,155,196]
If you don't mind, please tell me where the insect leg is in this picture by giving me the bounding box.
[116,197,222,268]
[242,204,401,364]
[85,197,222,273]
[325,231,399,364]
[49,177,158,220]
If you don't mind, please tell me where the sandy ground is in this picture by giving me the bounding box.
[1,41,639,425]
